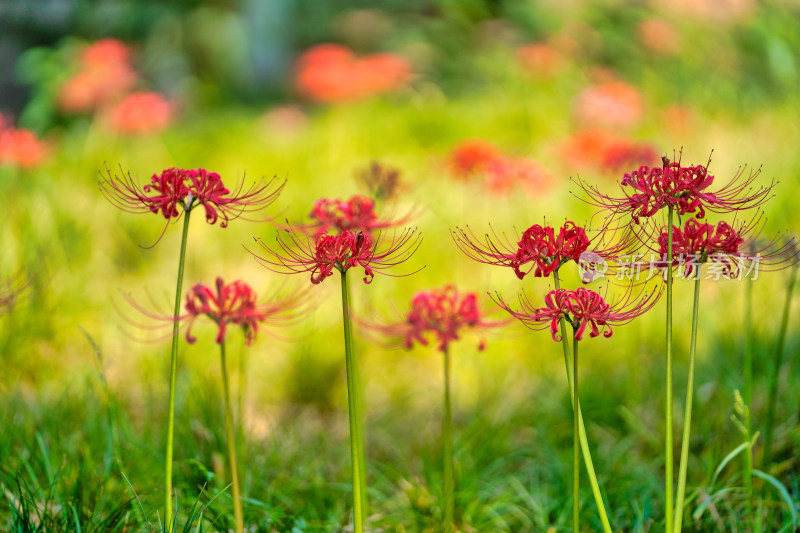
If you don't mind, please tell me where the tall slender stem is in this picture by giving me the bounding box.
[573,330,580,533]
[220,342,244,533]
[665,206,675,533]
[763,265,798,469]
[443,347,454,533]
[347,277,368,517]
[237,347,249,502]
[340,272,363,533]
[553,272,613,533]
[164,210,191,531]
[674,276,701,532]
[744,277,755,532]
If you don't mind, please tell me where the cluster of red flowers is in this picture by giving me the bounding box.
[576,156,773,226]
[0,114,47,168]
[448,139,551,194]
[366,285,500,352]
[295,44,411,103]
[183,277,300,345]
[253,227,421,285]
[58,39,138,113]
[497,286,660,342]
[304,195,396,236]
[57,39,174,133]
[453,220,628,281]
[397,285,495,352]
[657,219,743,277]
[561,129,658,175]
[101,166,284,243]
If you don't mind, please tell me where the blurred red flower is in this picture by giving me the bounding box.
[183,277,303,345]
[108,91,174,134]
[516,43,564,78]
[376,285,503,352]
[0,114,48,168]
[295,43,411,103]
[448,139,503,179]
[561,129,658,174]
[448,140,552,195]
[57,38,138,114]
[638,19,681,55]
[574,81,644,129]
[485,157,551,194]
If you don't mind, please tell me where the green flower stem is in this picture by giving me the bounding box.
[763,264,798,469]
[674,276,701,532]
[573,330,580,533]
[164,210,191,532]
[340,271,363,533]
[443,346,454,533]
[347,276,368,517]
[744,277,755,533]
[220,342,244,533]
[237,347,249,500]
[553,272,612,533]
[665,206,675,533]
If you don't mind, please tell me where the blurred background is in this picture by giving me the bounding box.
[1,0,800,531]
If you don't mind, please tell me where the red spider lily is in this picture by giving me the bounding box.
[183,277,304,345]
[100,166,284,245]
[644,216,800,279]
[452,220,631,280]
[251,227,421,285]
[371,285,503,352]
[655,219,743,278]
[495,285,661,342]
[296,194,413,237]
[574,155,774,225]
[126,277,306,345]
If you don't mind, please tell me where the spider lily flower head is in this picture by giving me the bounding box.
[648,215,800,279]
[573,154,774,226]
[655,219,743,279]
[183,277,303,345]
[495,285,661,342]
[100,166,284,245]
[300,194,414,237]
[126,277,307,346]
[371,285,504,352]
[251,227,422,285]
[452,220,630,281]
